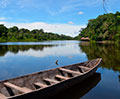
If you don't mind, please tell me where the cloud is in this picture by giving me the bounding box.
[46,0,101,16]
[0,21,85,37]
[17,0,38,8]
[0,0,10,8]
[0,59,6,63]
[78,11,84,15]
[0,17,6,20]
[68,21,74,24]
[6,44,85,58]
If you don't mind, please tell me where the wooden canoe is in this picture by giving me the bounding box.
[52,73,101,99]
[0,58,102,99]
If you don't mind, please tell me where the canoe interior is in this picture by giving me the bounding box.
[0,58,101,98]
[50,73,101,99]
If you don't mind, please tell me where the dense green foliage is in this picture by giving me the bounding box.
[0,25,73,42]
[76,12,120,41]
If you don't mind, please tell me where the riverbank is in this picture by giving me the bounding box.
[0,39,74,43]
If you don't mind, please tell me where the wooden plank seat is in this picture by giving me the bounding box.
[78,66,90,69]
[55,75,69,80]
[44,78,59,84]
[34,82,48,88]
[78,66,90,73]
[59,68,81,75]
[4,82,32,93]
[0,93,6,99]
[78,66,90,71]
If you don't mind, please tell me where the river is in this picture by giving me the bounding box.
[0,40,120,99]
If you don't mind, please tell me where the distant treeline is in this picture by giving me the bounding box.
[75,11,120,42]
[0,24,73,42]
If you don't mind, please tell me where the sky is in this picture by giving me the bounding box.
[0,0,120,37]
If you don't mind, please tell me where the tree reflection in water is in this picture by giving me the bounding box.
[80,42,120,72]
[0,45,57,56]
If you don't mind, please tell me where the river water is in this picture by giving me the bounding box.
[0,40,120,99]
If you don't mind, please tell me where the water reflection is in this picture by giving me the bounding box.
[0,41,87,80]
[0,45,56,56]
[0,42,82,58]
[51,73,101,99]
[0,41,120,99]
[80,42,120,72]
[118,75,120,82]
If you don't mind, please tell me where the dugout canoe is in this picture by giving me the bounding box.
[0,58,102,99]
[51,73,101,99]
